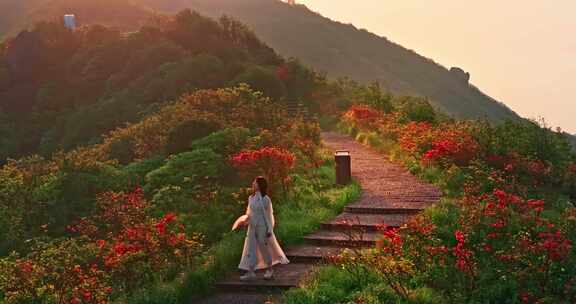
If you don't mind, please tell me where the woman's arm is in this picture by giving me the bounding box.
[267,197,275,228]
[242,196,252,227]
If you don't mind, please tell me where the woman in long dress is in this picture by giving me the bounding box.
[238,176,289,280]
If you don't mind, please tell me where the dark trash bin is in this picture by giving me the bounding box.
[335,151,351,185]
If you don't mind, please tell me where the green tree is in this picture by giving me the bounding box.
[396,96,437,123]
[232,65,286,99]
[165,120,221,155]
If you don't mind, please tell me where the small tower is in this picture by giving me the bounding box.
[287,0,296,5]
[64,14,76,30]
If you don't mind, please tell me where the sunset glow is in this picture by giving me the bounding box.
[299,0,576,133]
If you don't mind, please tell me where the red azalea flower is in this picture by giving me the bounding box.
[164,213,177,223]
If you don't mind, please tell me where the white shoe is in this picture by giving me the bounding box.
[264,269,274,280]
[240,271,256,281]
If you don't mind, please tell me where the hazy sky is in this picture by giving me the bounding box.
[297,0,576,133]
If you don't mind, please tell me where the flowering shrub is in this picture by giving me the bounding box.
[93,86,289,161]
[336,103,576,302]
[342,105,383,129]
[70,188,202,289]
[422,123,480,166]
[231,147,296,194]
[0,189,202,303]
[288,120,322,168]
[0,239,111,304]
[357,188,575,302]
[397,121,433,154]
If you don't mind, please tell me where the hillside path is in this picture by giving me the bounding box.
[198,132,442,304]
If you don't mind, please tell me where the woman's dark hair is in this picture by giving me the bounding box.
[255,176,268,197]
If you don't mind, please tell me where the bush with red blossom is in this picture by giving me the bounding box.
[342,105,383,129]
[335,103,576,302]
[362,188,576,302]
[422,123,480,166]
[0,188,202,303]
[397,121,433,155]
[230,146,296,194]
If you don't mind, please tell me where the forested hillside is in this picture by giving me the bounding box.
[0,0,519,123]
[0,8,320,160]
[136,0,520,122]
[0,0,152,38]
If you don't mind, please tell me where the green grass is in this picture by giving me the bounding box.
[283,266,447,304]
[120,163,361,304]
[318,115,340,131]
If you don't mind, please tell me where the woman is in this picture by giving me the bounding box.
[238,176,289,280]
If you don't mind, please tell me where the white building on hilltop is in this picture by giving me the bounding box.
[64,14,76,30]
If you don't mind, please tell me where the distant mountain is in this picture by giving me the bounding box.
[0,8,314,159]
[0,0,519,123]
[137,0,520,122]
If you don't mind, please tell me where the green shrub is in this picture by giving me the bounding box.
[284,266,360,304]
[352,283,402,304]
[122,156,165,186]
[165,120,221,155]
[396,96,436,123]
[231,66,287,99]
[108,137,137,165]
[144,148,223,194]
[189,127,252,156]
[128,284,179,304]
[318,115,339,131]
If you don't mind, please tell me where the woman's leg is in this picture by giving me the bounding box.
[255,226,274,279]
[256,227,273,268]
[240,227,258,280]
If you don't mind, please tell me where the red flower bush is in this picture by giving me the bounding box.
[71,189,201,290]
[367,188,575,302]
[231,146,296,194]
[1,189,202,303]
[343,105,383,129]
[0,239,112,304]
[453,230,474,274]
[422,123,480,166]
[336,103,576,302]
[398,121,433,154]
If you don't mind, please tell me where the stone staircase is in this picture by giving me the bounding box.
[199,132,442,304]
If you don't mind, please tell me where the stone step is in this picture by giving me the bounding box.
[304,230,380,247]
[285,245,344,263]
[382,195,441,200]
[359,193,440,199]
[215,263,314,292]
[197,292,282,304]
[345,205,423,215]
[322,213,411,231]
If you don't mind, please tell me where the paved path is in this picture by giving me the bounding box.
[198,132,442,303]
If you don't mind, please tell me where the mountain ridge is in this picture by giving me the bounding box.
[138,0,520,122]
[0,0,519,123]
